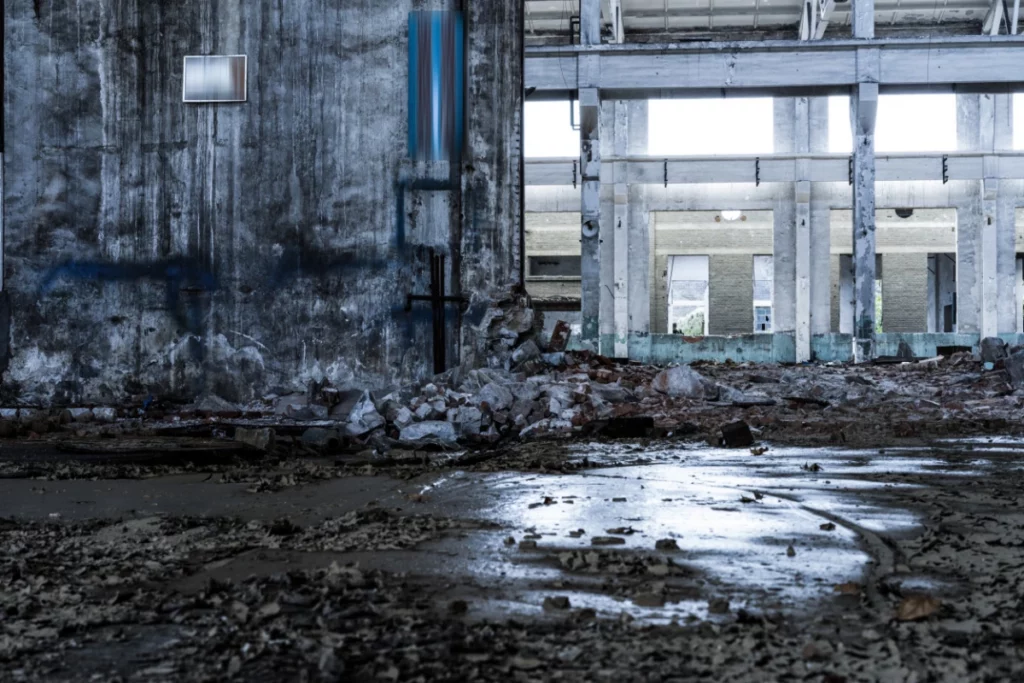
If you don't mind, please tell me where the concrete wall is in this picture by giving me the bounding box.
[882,253,929,332]
[2,0,522,404]
[708,255,754,335]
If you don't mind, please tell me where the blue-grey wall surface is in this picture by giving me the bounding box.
[2,0,522,404]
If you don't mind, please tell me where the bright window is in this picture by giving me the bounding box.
[829,94,957,153]
[667,255,709,336]
[525,100,580,158]
[649,98,773,155]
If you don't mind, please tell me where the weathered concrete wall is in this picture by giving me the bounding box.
[708,255,753,335]
[3,0,521,404]
[882,253,928,333]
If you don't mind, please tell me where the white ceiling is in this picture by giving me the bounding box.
[524,0,993,37]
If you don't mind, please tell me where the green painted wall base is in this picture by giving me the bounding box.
[581,331,1024,365]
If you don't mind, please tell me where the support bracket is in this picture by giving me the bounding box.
[663,159,668,188]
[848,156,853,185]
[755,157,761,187]
[572,159,578,188]
[942,154,949,184]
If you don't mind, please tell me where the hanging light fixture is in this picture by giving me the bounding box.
[721,210,743,221]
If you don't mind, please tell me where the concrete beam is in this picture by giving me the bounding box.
[525,37,1024,97]
[1013,0,1021,35]
[526,153,1024,186]
[851,82,878,362]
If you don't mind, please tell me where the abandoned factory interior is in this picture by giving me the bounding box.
[4,1,1024,681]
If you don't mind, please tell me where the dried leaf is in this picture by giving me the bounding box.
[896,595,941,621]
[834,582,861,595]
[750,447,768,456]
[820,522,837,531]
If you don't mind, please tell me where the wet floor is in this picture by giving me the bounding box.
[3,438,1018,625]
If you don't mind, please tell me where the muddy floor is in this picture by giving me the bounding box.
[2,435,1023,682]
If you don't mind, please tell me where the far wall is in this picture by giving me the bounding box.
[525,208,1014,336]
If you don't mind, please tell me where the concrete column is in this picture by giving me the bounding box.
[1017,257,1024,334]
[927,255,937,332]
[957,93,1016,337]
[612,103,629,357]
[773,99,797,341]
[580,87,601,348]
[809,98,831,337]
[579,0,601,347]
[626,101,651,348]
[839,254,854,334]
[851,79,878,362]
[852,0,875,38]
[793,98,812,362]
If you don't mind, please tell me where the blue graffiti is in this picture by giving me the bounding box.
[40,259,218,334]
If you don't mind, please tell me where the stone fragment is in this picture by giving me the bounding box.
[720,420,754,448]
[541,352,566,367]
[707,598,731,614]
[591,536,626,546]
[477,382,514,411]
[399,420,458,444]
[235,427,276,451]
[450,406,482,437]
[301,428,342,450]
[1005,350,1024,387]
[651,365,705,398]
[549,320,572,352]
[393,406,414,429]
[93,407,118,423]
[655,539,679,551]
[346,392,385,437]
[511,340,541,366]
[543,596,571,611]
[980,337,1008,363]
[67,407,95,423]
[414,403,433,421]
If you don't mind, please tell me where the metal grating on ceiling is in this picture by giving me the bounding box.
[524,0,993,39]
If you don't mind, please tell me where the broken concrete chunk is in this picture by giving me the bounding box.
[549,320,572,352]
[511,340,541,366]
[655,539,680,551]
[651,365,705,398]
[541,352,566,367]
[393,406,414,429]
[235,427,276,451]
[346,392,385,437]
[477,382,514,412]
[707,598,731,614]
[398,420,458,444]
[300,428,342,451]
[450,406,483,437]
[591,536,626,546]
[414,403,433,421]
[67,407,95,423]
[543,596,571,611]
[720,420,754,448]
[980,337,1008,363]
[1005,350,1024,387]
[92,407,118,423]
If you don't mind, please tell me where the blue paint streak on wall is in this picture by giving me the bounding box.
[408,11,463,162]
[408,13,418,157]
[430,11,443,163]
[39,259,218,335]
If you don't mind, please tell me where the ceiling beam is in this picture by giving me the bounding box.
[1011,0,1021,33]
[525,36,1024,97]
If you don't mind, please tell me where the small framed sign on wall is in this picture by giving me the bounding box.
[182,55,247,103]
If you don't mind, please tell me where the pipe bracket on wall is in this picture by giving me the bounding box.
[755,157,761,187]
[663,159,668,188]
[942,155,949,184]
[572,160,578,188]
[848,156,853,185]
